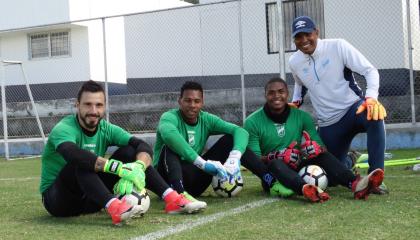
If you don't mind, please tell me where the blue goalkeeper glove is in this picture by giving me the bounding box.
[194,156,228,181]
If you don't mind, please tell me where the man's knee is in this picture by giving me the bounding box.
[110,146,136,163]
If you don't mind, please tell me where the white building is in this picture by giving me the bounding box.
[0,0,190,100]
[125,0,420,95]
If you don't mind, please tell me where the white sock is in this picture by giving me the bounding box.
[105,197,118,208]
[162,188,174,199]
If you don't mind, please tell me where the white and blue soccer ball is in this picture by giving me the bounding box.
[298,165,328,191]
[118,188,151,216]
[211,174,244,197]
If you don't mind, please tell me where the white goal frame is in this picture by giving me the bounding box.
[0,60,46,160]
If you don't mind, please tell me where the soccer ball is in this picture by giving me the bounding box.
[298,165,328,190]
[211,174,244,197]
[118,188,151,216]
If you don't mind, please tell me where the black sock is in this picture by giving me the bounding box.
[263,173,275,187]
[170,180,185,193]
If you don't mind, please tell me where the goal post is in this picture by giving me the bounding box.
[1,60,46,160]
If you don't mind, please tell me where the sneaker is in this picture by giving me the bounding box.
[371,182,389,195]
[164,191,206,214]
[181,192,207,209]
[352,168,384,200]
[270,181,294,198]
[302,184,330,203]
[107,198,140,226]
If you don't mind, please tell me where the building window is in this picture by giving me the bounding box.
[28,31,70,59]
[266,0,324,54]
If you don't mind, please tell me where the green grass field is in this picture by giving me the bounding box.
[1,149,420,240]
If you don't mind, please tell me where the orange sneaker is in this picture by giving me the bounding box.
[352,168,384,200]
[302,184,330,203]
[164,191,206,214]
[107,198,139,226]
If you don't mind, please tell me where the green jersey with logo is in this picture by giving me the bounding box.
[153,109,248,167]
[40,115,132,193]
[244,107,324,157]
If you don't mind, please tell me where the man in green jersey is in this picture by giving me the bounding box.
[40,80,204,226]
[153,81,294,206]
[244,78,384,202]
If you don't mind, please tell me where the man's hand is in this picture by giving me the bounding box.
[223,150,242,178]
[356,98,387,120]
[288,100,302,108]
[194,156,228,180]
[301,131,325,160]
[267,142,300,170]
[204,160,228,181]
[104,159,146,191]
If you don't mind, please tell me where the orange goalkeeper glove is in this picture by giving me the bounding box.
[288,100,302,109]
[356,98,387,120]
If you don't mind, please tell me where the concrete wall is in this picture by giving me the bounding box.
[2,124,420,156]
[0,87,419,156]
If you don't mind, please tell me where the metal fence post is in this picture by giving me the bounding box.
[276,0,286,80]
[102,17,110,122]
[406,0,416,125]
[238,0,246,124]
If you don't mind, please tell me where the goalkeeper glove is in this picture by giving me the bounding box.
[301,131,325,160]
[223,150,242,178]
[113,178,134,196]
[288,100,302,109]
[194,156,228,181]
[104,159,146,191]
[267,142,300,170]
[356,97,387,120]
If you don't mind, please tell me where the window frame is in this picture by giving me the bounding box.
[28,30,71,60]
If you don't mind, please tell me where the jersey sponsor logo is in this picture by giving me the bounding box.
[187,130,196,146]
[83,143,96,152]
[274,123,285,137]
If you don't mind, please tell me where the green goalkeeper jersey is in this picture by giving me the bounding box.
[244,107,324,157]
[153,109,249,167]
[40,115,131,193]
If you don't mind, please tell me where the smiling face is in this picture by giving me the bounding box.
[265,81,289,114]
[293,29,319,55]
[76,91,105,131]
[178,89,203,125]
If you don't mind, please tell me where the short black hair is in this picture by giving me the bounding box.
[264,77,288,93]
[77,80,105,102]
[180,81,203,98]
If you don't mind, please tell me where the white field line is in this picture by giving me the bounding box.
[131,198,277,240]
[0,177,39,181]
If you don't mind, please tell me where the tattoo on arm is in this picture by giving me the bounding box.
[94,157,108,172]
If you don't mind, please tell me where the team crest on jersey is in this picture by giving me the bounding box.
[187,130,196,146]
[274,123,285,137]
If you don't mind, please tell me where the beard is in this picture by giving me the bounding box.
[79,114,102,130]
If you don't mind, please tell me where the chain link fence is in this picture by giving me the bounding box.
[0,0,419,157]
